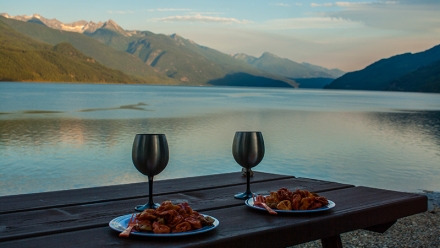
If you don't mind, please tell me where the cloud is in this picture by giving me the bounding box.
[189,12,225,15]
[311,3,334,7]
[311,1,399,7]
[334,2,371,7]
[270,2,303,7]
[335,1,399,7]
[155,14,252,24]
[324,0,440,32]
[263,17,362,30]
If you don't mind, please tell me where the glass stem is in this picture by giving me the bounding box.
[246,168,251,194]
[148,175,154,206]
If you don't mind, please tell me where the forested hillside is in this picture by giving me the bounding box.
[0,20,153,84]
[1,16,297,87]
[325,44,440,92]
[385,60,440,93]
[0,16,178,85]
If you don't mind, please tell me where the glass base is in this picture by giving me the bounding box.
[234,191,254,199]
[135,202,160,211]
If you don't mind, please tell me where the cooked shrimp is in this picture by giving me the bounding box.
[276,200,292,210]
[167,214,185,228]
[156,200,175,212]
[185,217,202,229]
[137,209,157,220]
[152,221,171,234]
[172,221,192,233]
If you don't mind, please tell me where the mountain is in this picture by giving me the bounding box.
[232,52,344,79]
[0,13,105,34]
[1,13,297,87]
[0,20,150,84]
[324,44,440,92]
[301,62,345,78]
[232,53,258,64]
[385,60,440,93]
[85,24,297,86]
[0,16,179,85]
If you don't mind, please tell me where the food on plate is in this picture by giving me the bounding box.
[130,200,215,234]
[276,200,292,210]
[253,188,329,212]
[253,195,278,215]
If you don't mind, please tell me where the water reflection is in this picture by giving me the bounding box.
[1,108,440,196]
[368,111,440,148]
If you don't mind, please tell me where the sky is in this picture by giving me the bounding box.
[1,0,440,72]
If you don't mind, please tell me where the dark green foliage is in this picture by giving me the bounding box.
[325,44,440,93]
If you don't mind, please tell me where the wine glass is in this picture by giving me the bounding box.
[132,134,169,211]
[232,131,265,199]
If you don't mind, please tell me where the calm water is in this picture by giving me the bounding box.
[1,82,440,196]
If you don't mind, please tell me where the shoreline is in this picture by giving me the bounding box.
[421,190,440,210]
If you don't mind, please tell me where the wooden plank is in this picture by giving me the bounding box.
[0,177,352,242]
[0,187,427,248]
[316,187,427,235]
[0,171,294,214]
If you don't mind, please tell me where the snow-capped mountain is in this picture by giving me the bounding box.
[0,13,125,35]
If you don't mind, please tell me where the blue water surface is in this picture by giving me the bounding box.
[1,82,439,196]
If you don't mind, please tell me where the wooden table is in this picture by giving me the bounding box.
[0,172,427,247]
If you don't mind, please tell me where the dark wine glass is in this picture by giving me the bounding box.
[232,131,265,199]
[132,134,169,211]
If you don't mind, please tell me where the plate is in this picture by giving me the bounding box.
[245,197,335,213]
[109,213,219,237]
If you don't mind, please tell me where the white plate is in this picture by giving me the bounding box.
[109,213,219,237]
[245,197,335,213]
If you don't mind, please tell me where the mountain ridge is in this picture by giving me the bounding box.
[1,12,342,87]
[385,59,440,93]
[1,13,105,34]
[2,13,301,87]
[324,44,440,92]
[0,19,152,84]
[0,16,180,85]
[3,12,437,92]
[232,52,345,79]
[82,18,298,86]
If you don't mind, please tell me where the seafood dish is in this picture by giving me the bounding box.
[252,188,330,215]
[118,200,215,237]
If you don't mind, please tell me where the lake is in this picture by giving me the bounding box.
[1,82,439,196]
